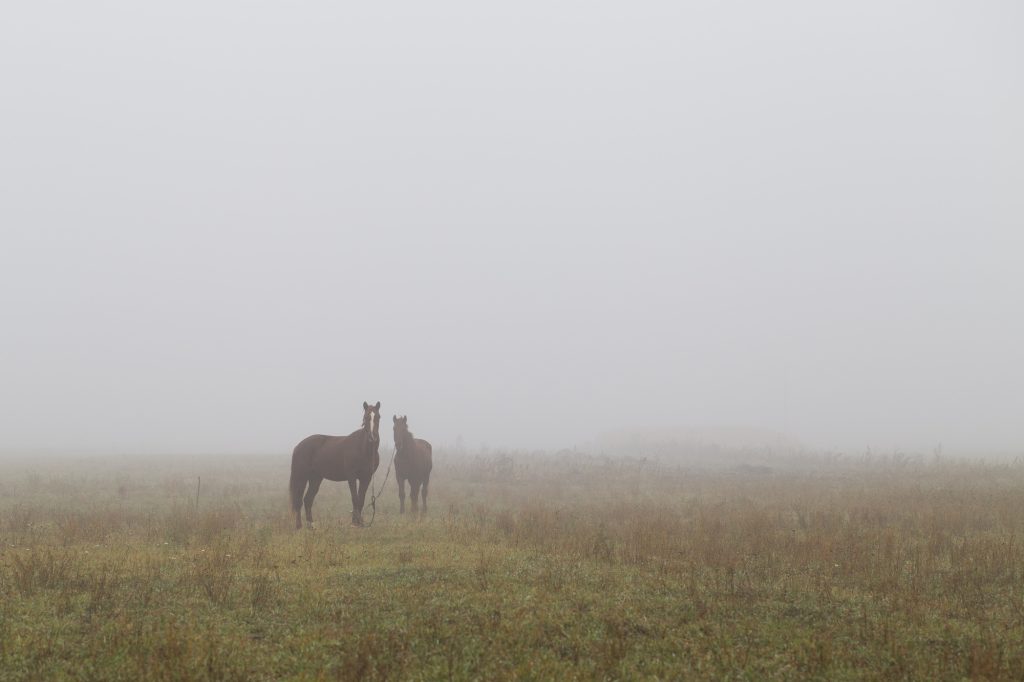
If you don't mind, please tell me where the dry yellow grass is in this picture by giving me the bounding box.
[1,451,1023,679]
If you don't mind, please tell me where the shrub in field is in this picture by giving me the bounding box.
[7,549,77,597]
[188,543,238,605]
[55,507,127,544]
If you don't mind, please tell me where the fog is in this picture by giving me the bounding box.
[1,2,1022,457]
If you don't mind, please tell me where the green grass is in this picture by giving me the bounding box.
[1,452,1023,680]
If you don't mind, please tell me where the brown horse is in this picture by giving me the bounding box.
[393,415,432,516]
[290,401,381,529]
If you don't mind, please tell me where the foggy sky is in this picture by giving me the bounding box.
[2,2,1022,456]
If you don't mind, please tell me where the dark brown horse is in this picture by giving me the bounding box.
[290,401,381,529]
[393,415,432,516]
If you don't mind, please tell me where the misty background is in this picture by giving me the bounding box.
[1,2,1022,457]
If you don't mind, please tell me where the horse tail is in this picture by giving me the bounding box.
[289,443,309,513]
[289,468,305,513]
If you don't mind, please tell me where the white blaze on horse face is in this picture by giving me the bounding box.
[369,410,378,438]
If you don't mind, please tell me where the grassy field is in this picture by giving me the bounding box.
[1,449,1024,680]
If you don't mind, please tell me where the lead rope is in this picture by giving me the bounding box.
[363,446,397,528]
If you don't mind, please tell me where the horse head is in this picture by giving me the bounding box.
[362,401,381,444]
[393,414,410,446]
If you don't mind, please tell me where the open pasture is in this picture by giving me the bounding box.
[1,451,1023,680]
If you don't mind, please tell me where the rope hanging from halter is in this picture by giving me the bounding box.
[364,445,397,527]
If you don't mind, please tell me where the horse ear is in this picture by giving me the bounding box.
[393,415,398,423]
[374,401,381,411]
[363,401,369,410]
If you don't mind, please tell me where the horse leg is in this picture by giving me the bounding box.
[355,477,370,525]
[348,479,364,527]
[292,476,307,530]
[398,477,406,514]
[420,477,429,517]
[410,479,421,516]
[303,476,323,529]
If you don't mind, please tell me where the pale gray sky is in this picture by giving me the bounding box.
[2,1,1022,456]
